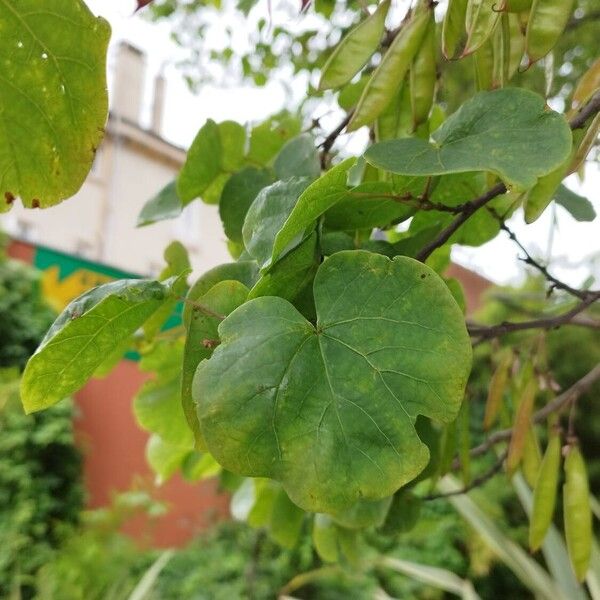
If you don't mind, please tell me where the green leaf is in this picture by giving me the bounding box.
[247,112,302,166]
[146,434,189,483]
[243,177,311,269]
[134,340,193,447]
[137,181,183,227]
[219,167,272,243]
[324,177,421,231]
[271,158,357,263]
[554,184,596,222]
[21,278,175,413]
[274,134,321,181]
[329,496,393,529]
[218,120,246,171]
[524,162,568,223]
[181,451,221,481]
[313,514,340,562]
[248,232,319,303]
[380,490,422,535]
[177,119,222,203]
[0,0,110,208]
[270,489,305,548]
[365,89,572,191]
[182,280,249,449]
[195,251,472,512]
[184,261,259,325]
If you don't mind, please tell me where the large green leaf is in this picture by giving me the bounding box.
[195,251,472,512]
[242,177,311,269]
[182,280,249,449]
[364,89,572,191]
[247,112,302,166]
[21,278,176,413]
[219,167,272,243]
[271,158,356,263]
[0,0,110,208]
[177,119,221,203]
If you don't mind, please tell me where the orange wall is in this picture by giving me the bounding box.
[74,360,230,548]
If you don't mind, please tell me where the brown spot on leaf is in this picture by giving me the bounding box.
[31,199,40,208]
[4,191,15,204]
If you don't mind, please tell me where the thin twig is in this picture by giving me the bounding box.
[415,183,507,261]
[569,90,600,129]
[494,215,593,300]
[424,450,508,501]
[467,291,600,341]
[460,363,600,463]
[182,298,225,320]
[319,110,354,169]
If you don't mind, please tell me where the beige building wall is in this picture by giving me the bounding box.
[0,43,231,278]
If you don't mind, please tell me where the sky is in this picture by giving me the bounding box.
[87,0,599,289]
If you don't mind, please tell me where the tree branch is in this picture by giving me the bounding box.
[415,183,507,261]
[461,363,600,463]
[570,90,600,129]
[467,291,600,341]
[424,450,508,501]
[319,110,354,169]
[494,216,593,300]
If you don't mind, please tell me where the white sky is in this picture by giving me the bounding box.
[87,0,599,289]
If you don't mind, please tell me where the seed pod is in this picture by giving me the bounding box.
[462,0,501,57]
[483,350,512,430]
[522,426,542,487]
[529,433,560,551]
[564,445,592,581]
[570,58,600,114]
[319,0,391,91]
[502,0,533,12]
[375,77,412,141]
[506,12,525,80]
[473,38,494,91]
[525,0,576,66]
[568,113,600,175]
[506,377,537,475]
[348,9,430,131]
[442,0,468,59]
[410,14,437,128]
[492,14,510,88]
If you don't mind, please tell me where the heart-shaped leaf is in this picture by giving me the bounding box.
[0,0,110,208]
[364,89,572,191]
[194,251,472,512]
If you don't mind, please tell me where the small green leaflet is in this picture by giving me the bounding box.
[177,120,222,204]
[183,261,259,325]
[365,89,572,191]
[271,158,356,263]
[137,181,183,227]
[554,184,596,222]
[273,134,321,181]
[0,0,110,208]
[135,339,193,447]
[21,278,178,413]
[219,167,272,243]
[194,251,472,512]
[243,177,311,269]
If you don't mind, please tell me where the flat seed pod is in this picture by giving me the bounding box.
[564,446,592,581]
[319,0,391,91]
